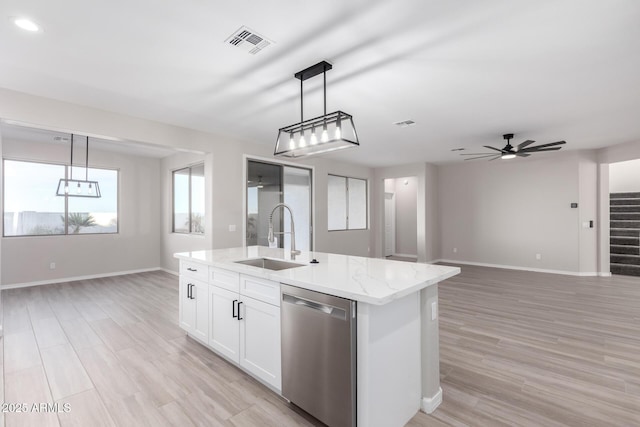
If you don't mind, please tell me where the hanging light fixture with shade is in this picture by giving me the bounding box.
[56,134,102,198]
[274,61,360,158]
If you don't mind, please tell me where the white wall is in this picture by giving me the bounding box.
[609,159,640,193]
[438,151,598,274]
[1,138,161,285]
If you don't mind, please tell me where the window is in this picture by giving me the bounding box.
[173,163,205,234]
[327,174,368,231]
[3,159,118,236]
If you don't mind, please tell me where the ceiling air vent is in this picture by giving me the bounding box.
[393,120,416,128]
[225,26,273,55]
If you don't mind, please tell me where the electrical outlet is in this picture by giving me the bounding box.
[49,262,56,270]
[453,247,458,253]
[228,224,236,232]
[536,254,541,260]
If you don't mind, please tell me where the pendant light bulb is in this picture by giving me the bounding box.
[321,122,329,143]
[76,182,82,194]
[88,183,93,195]
[299,131,306,148]
[310,126,318,145]
[64,183,70,194]
[335,117,342,140]
[289,133,295,150]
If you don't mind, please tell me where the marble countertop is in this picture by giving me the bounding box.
[175,246,460,305]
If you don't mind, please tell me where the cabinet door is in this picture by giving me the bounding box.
[179,277,196,333]
[209,285,240,363]
[192,280,209,342]
[239,296,281,391]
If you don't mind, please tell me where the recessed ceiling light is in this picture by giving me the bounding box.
[14,18,40,32]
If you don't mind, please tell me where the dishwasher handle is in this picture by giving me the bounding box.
[282,293,347,320]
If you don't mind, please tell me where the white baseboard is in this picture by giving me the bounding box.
[436,259,602,277]
[599,272,612,277]
[2,267,165,290]
[421,387,442,414]
[391,253,418,259]
[160,268,179,276]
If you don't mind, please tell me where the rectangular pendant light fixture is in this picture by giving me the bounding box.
[56,134,102,198]
[274,61,360,158]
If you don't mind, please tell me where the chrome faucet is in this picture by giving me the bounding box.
[268,203,301,257]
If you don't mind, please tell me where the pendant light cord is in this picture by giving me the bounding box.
[70,134,74,180]
[85,136,89,181]
[323,70,327,116]
[300,78,304,125]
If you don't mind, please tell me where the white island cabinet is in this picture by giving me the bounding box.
[175,246,460,427]
[207,268,281,390]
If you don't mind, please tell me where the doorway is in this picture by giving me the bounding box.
[383,177,418,260]
[246,159,312,252]
[608,159,640,276]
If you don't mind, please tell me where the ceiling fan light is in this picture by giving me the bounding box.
[501,153,516,160]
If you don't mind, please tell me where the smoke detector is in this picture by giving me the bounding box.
[225,26,273,55]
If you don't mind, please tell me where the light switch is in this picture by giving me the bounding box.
[228,224,236,232]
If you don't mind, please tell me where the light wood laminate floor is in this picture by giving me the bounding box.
[2,267,640,426]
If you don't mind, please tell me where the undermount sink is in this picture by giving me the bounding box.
[234,258,305,271]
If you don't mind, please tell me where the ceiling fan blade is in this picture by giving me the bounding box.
[526,147,562,152]
[488,155,501,161]
[517,140,535,150]
[516,152,531,157]
[464,154,501,161]
[483,145,505,153]
[522,140,566,151]
[460,153,495,156]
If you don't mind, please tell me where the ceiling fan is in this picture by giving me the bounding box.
[461,134,566,161]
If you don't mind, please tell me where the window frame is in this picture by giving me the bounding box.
[172,163,205,235]
[327,174,369,231]
[2,158,120,237]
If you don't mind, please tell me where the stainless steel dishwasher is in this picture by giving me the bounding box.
[281,284,357,427]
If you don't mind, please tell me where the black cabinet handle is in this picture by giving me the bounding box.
[187,267,197,272]
[237,301,243,320]
[187,283,191,299]
[232,299,238,318]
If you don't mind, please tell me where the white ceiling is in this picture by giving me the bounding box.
[0,122,178,158]
[1,0,639,166]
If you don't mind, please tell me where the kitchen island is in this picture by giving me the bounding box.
[175,246,460,427]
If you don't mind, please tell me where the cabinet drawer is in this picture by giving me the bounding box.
[210,267,240,292]
[180,261,208,282]
[240,275,280,306]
